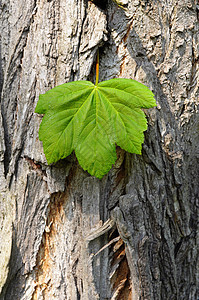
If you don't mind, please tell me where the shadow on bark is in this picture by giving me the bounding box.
[1,225,25,300]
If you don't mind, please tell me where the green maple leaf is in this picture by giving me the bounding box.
[35,78,156,179]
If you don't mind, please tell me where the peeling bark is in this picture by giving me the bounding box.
[0,0,198,299]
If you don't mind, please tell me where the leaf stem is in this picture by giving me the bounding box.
[95,49,99,86]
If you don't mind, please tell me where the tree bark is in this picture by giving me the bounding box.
[0,0,198,299]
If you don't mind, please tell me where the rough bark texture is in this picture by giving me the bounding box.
[0,0,198,299]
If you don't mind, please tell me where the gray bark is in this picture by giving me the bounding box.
[0,0,198,299]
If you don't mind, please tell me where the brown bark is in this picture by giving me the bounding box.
[0,0,198,299]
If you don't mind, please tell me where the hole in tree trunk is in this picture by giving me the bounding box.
[89,0,107,10]
[109,228,132,300]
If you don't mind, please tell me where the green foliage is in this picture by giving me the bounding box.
[35,78,156,179]
[112,0,128,10]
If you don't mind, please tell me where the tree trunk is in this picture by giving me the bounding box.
[0,0,198,299]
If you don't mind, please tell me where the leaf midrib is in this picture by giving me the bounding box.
[96,88,127,140]
[98,86,154,108]
[45,88,95,162]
